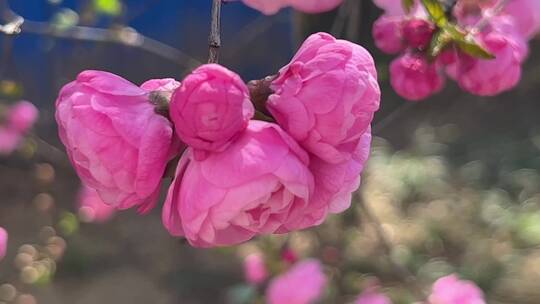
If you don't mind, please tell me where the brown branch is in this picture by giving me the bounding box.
[208,0,222,63]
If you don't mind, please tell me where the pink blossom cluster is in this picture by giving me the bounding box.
[55,32,380,247]
[372,0,540,100]
[233,0,343,15]
[243,252,485,304]
[0,101,38,155]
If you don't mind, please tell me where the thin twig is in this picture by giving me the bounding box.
[208,0,222,63]
[469,0,510,35]
[331,0,352,36]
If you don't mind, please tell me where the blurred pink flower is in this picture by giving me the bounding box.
[356,285,392,304]
[402,18,435,49]
[78,185,116,223]
[56,70,175,213]
[241,0,342,15]
[170,64,254,160]
[372,0,406,16]
[501,0,540,38]
[428,274,486,304]
[268,32,380,164]
[372,15,405,54]
[0,126,22,155]
[243,253,268,284]
[140,78,181,92]
[455,18,528,96]
[266,259,327,304]
[0,227,7,261]
[390,52,445,101]
[162,121,314,247]
[8,101,39,133]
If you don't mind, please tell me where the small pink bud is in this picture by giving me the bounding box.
[403,19,435,49]
[8,101,39,133]
[281,248,298,265]
[170,64,254,160]
[356,285,392,304]
[0,127,22,155]
[372,15,405,54]
[243,253,268,284]
[390,52,445,101]
[0,227,7,261]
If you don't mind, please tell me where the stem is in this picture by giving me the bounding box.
[208,0,222,63]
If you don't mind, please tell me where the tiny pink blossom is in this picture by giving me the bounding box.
[266,259,327,304]
[8,101,39,133]
[170,64,254,160]
[372,15,405,54]
[0,126,22,155]
[0,227,7,261]
[268,32,380,164]
[162,121,314,248]
[428,274,486,304]
[390,52,445,101]
[56,70,175,212]
[140,78,181,92]
[402,18,435,49]
[356,285,392,304]
[78,185,116,223]
[243,253,268,284]
[455,17,528,96]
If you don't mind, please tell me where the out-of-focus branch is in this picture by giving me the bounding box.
[208,0,222,63]
[470,0,510,34]
[0,1,201,68]
[355,192,427,299]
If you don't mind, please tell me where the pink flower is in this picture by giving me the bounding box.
[170,64,254,160]
[266,259,327,304]
[356,286,392,304]
[428,274,486,304]
[56,70,175,212]
[0,227,7,261]
[372,0,406,16]
[140,78,181,92]
[244,253,268,284]
[78,185,116,223]
[372,15,405,54]
[162,121,314,247]
[502,0,540,38]
[8,101,39,133]
[402,18,435,49]
[241,0,342,15]
[267,32,380,164]
[309,130,371,220]
[390,52,445,101]
[455,18,528,96]
[0,126,22,155]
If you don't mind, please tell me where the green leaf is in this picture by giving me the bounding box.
[457,38,496,59]
[93,0,122,16]
[421,0,448,27]
[428,30,451,59]
[402,0,415,13]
